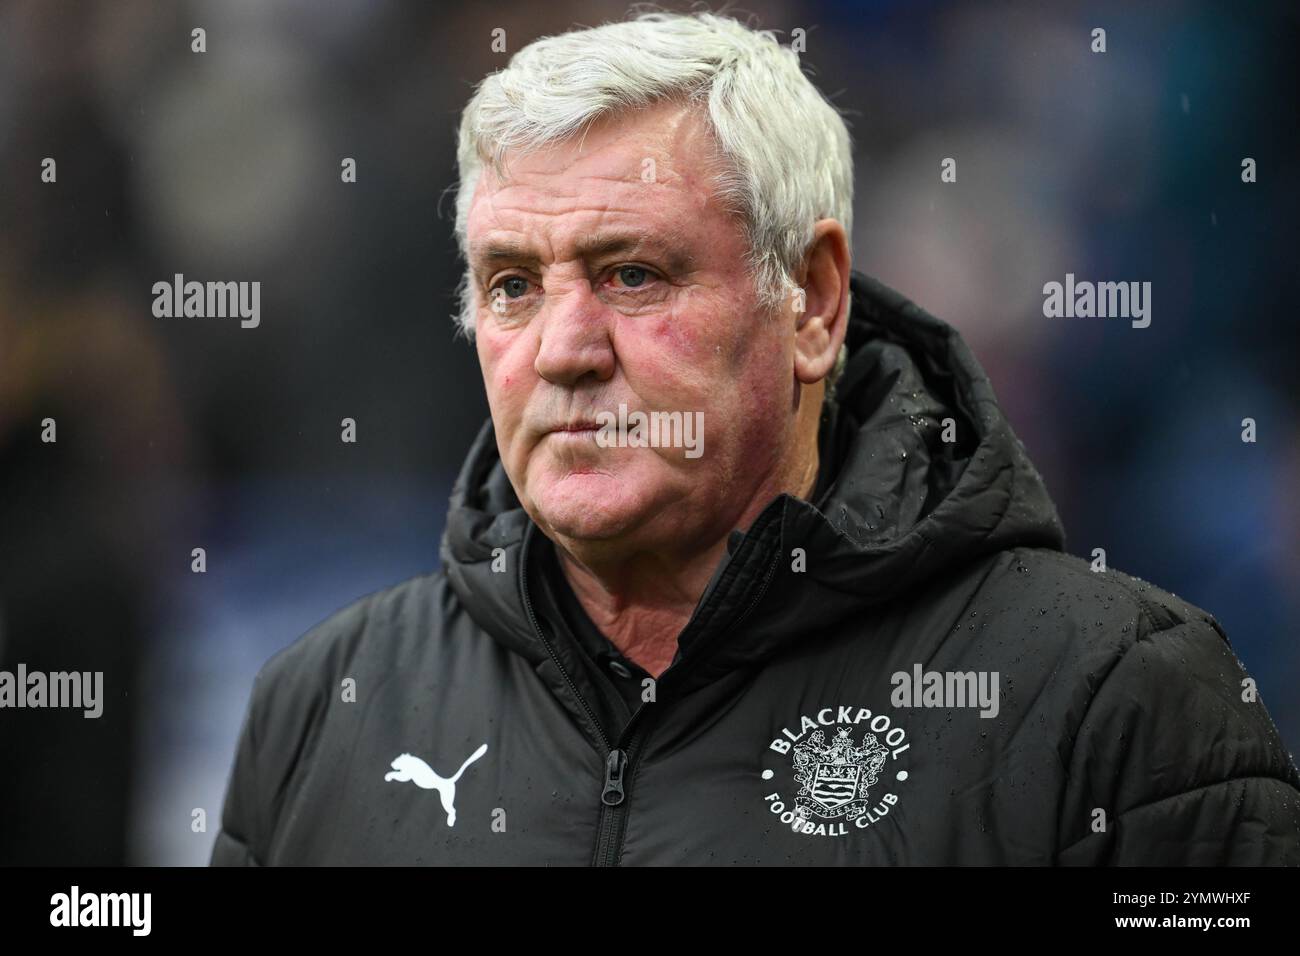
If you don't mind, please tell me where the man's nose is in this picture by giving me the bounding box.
[533,283,616,386]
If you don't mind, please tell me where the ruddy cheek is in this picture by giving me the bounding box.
[650,312,700,356]
[481,333,528,394]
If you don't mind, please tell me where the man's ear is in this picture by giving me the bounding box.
[792,219,851,385]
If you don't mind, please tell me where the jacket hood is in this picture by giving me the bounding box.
[441,271,1066,686]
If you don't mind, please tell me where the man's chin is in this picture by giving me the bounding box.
[529,474,646,543]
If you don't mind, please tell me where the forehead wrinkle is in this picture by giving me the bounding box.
[475,132,707,217]
[471,205,699,270]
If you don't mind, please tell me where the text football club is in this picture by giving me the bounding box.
[763,705,910,837]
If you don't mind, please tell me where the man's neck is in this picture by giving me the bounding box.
[555,540,727,677]
[554,444,821,679]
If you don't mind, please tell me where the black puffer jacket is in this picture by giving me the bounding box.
[211,272,1300,865]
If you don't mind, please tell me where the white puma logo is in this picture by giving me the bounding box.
[383,744,488,827]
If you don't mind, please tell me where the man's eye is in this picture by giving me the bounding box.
[613,266,649,288]
[499,276,530,298]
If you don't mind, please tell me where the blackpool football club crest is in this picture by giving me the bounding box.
[762,705,911,838]
[794,728,888,820]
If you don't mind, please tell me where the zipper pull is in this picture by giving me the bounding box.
[601,748,627,806]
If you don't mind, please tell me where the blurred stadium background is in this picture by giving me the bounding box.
[1,0,1296,864]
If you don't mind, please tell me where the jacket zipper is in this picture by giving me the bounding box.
[591,532,783,866]
[519,520,782,866]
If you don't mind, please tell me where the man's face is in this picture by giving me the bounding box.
[466,101,798,553]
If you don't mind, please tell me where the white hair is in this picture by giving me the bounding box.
[452,10,853,387]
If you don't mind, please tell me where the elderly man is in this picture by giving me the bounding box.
[212,12,1299,865]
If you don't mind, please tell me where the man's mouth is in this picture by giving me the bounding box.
[547,421,601,435]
